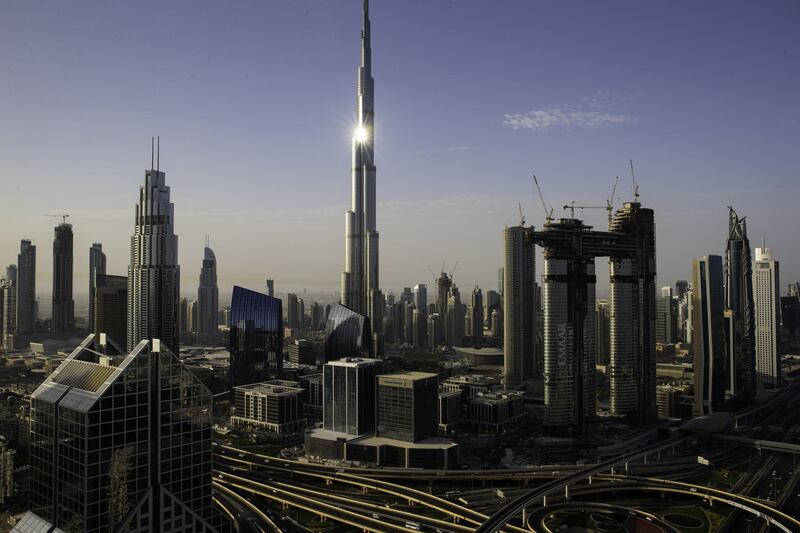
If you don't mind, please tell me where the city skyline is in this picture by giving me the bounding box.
[2,1,799,302]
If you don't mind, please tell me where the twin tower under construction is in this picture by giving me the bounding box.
[504,201,656,438]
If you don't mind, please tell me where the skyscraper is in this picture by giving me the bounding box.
[503,225,535,389]
[435,272,452,345]
[608,202,657,427]
[692,255,727,416]
[51,222,75,332]
[341,0,382,334]
[1,266,16,349]
[287,293,299,329]
[413,283,427,310]
[446,285,464,346]
[322,357,381,436]
[753,244,780,389]
[127,140,180,354]
[17,239,36,334]
[655,286,676,344]
[595,300,610,366]
[26,335,216,532]
[724,207,755,399]
[470,286,484,347]
[88,243,106,332]
[197,245,219,344]
[266,278,274,298]
[93,274,128,347]
[229,286,284,391]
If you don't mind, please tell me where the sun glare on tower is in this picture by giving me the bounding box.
[354,125,368,143]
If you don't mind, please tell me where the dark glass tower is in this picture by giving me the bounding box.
[88,243,106,334]
[17,239,36,334]
[51,222,75,332]
[94,274,128,348]
[724,207,755,400]
[229,286,283,392]
[692,255,727,416]
[27,334,217,532]
[324,303,373,361]
[197,246,219,345]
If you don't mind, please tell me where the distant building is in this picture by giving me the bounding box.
[503,225,535,389]
[376,372,438,443]
[93,274,127,348]
[26,334,217,532]
[197,246,219,344]
[323,303,373,361]
[229,286,283,392]
[17,240,36,334]
[692,255,727,416]
[288,338,316,365]
[322,357,381,436]
[287,293,300,329]
[753,245,780,389]
[231,381,305,434]
[442,374,499,399]
[266,278,274,298]
[656,286,677,344]
[413,283,427,310]
[1,266,16,349]
[88,243,106,332]
[595,300,610,365]
[470,286,483,347]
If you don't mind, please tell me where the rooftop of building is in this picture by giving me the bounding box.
[349,434,458,450]
[377,371,437,383]
[326,357,382,368]
[444,374,499,385]
[438,389,462,398]
[469,390,525,404]
[452,346,503,357]
[234,380,302,396]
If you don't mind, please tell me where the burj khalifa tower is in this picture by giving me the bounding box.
[341,0,382,341]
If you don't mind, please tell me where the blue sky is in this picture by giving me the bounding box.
[1,0,798,308]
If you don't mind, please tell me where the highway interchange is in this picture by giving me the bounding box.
[212,382,800,532]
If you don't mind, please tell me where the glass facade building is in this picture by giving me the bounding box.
[322,358,381,436]
[27,334,217,532]
[229,286,283,392]
[323,303,372,361]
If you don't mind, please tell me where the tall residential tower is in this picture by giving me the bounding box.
[88,243,106,332]
[197,245,219,344]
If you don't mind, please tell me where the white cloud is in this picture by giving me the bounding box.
[503,102,637,132]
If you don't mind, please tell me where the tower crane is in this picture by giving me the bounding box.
[562,201,605,219]
[606,176,619,226]
[629,159,639,201]
[533,174,554,223]
[45,213,70,225]
[518,203,525,226]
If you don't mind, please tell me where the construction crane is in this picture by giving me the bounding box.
[518,203,525,226]
[606,176,619,226]
[45,213,70,225]
[532,174,554,223]
[629,159,639,201]
[562,201,605,219]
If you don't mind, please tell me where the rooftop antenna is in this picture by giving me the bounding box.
[533,174,554,223]
[629,159,639,202]
[157,136,160,172]
[151,137,154,170]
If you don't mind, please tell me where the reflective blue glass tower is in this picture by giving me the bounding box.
[324,303,373,362]
[229,286,283,391]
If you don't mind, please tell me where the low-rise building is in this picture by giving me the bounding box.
[231,381,305,434]
[465,390,525,433]
[438,389,462,434]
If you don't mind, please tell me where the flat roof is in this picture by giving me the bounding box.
[350,435,458,450]
[378,371,437,382]
[326,357,382,368]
